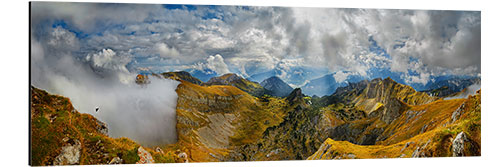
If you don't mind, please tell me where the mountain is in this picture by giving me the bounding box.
[309,89,481,159]
[260,76,294,97]
[422,77,480,97]
[301,72,364,97]
[205,73,268,97]
[159,71,203,85]
[248,67,329,87]
[32,74,481,164]
[187,68,219,82]
[174,80,291,161]
[30,86,180,165]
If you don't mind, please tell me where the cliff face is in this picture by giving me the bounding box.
[226,88,326,161]
[174,81,288,162]
[309,90,481,159]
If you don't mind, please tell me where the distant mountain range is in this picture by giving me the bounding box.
[300,72,364,97]
[31,70,481,164]
[247,67,329,87]
[260,76,294,97]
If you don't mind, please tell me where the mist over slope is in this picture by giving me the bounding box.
[31,28,180,147]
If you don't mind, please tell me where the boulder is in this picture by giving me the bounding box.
[178,152,189,163]
[452,132,468,157]
[53,139,81,165]
[136,146,155,164]
[108,157,123,164]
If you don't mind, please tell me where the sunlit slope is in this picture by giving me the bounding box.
[159,71,203,85]
[30,86,179,165]
[308,90,480,159]
[174,81,288,162]
[204,73,268,97]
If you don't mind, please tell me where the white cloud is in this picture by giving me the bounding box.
[31,3,480,87]
[155,43,180,58]
[206,54,231,75]
[333,71,351,83]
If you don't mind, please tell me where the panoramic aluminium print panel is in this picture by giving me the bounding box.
[30,1,480,165]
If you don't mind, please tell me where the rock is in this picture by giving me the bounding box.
[451,103,466,123]
[53,139,81,165]
[286,88,304,104]
[108,157,123,164]
[347,153,356,159]
[452,132,468,157]
[420,124,428,134]
[155,147,164,154]
[400,141,414,152]
[178,152,188,163]
[136,146,154,164]
[96,119,108,135]
[266,148,282,158]
[411,139,430,158]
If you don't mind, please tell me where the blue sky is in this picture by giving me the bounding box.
[31,2,481,88]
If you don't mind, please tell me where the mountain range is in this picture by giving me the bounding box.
[30,71,481,165]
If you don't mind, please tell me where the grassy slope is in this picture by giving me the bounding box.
[204,73,267,97]
[174,81,288,162]
[308,90,481,159]
[160,71,203,85]
[30,86,178,165]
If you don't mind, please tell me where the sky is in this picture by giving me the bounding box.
[29,2,480,146]
[31,2,481,86]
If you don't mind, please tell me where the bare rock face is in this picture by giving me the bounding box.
[411,139,431,158]
[452,132,468,157]
[108,157,123,164]
[451,103,466,123]
[96,119,108,135]
[178,152,189,163]
[137,146,154,164]
[53,138,81,165]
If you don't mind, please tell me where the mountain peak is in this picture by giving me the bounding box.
[161,71,202,85]
[260,76,293,97]
[286,88,304,104]
[383,77,395,83]
[205,73,266,97]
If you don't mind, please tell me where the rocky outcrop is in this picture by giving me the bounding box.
[452,132,468,157]
[411,139,431,158]
[178,152,189,163]
[286,88,304,104]
[53,138,81,165]
[451,103,466,123]
[108,157,123,164]
[96,119,108,135]
[137,146,154,164]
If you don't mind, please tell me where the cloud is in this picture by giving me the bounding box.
[444,83,481,100]
[155,43,180,58]
[204,54,231,75]
[31,25,180,147]
[31,2,480,88]
[333,71,351,83]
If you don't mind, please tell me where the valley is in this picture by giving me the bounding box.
[30,71,481,165]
